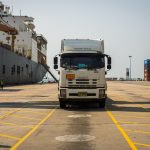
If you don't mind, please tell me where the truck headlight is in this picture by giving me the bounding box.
[99,89,105,98]
[60,89,66,98]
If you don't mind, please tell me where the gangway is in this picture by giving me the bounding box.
[42,64,58,83]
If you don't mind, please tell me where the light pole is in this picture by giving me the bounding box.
[129,56,132,80]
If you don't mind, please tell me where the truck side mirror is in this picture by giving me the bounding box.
[54,57,58,64]
[108,57,111,65]
[107,64,111,70]
[54,64,58,69]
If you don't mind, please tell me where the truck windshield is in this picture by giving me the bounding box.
[61,53,105,69]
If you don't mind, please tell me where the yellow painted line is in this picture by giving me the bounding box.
[119,121,150,126]
[125,129,150,134]
[0,133,21,140]
[134,142,150,147]
[11,108,56,150]
[0,110,21,119]
[127,124,150,126]
[115,115,150,119]
[22,110,48,115]
[0,121,33,129]
[107,110,137,150]
[118,121,138,124]
[13,115,41,121]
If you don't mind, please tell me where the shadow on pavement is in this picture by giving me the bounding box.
[106,97,150,112]
[0,98,149,112]
[0,101,103,111]
[0,89,22,92]
[0,145,11,148]
[0,101,59,109]
[65,102,105,112]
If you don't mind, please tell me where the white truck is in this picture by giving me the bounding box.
[54,39,111,108]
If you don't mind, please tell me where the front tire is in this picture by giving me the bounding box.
[99,98,106,108]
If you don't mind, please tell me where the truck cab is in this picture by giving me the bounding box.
[54,39,111,108]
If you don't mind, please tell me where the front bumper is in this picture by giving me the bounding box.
[59,88,106,100]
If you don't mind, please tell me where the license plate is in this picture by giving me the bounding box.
[78,92,87,97]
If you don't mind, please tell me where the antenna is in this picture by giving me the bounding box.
[11,5,13,14]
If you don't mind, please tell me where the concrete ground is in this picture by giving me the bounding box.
[0,82,149,150]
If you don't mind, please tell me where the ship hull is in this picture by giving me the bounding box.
[0,46,47,85]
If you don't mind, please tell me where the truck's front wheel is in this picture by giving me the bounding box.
[99,98,106,108]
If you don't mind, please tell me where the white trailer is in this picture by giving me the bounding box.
[54,39,111,108]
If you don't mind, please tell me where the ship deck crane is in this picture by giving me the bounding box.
[0,22,18,51]
[0,23,18,35]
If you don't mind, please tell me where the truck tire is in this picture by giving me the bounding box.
[99,98,106,108]
[60,101,66,108]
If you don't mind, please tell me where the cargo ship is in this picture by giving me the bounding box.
[0,1,55,84]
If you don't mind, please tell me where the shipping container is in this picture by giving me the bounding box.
[144,65,150,70]
[144,70,150,75]
[144,59,150,81]
[144,59,150,65]
[144,68,150,73]
[144,73,150,77]
[144,78,150,81]
[144,77,150,81]
[144,64,150,67]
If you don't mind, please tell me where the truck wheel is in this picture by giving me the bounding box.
[60,101,66,108]
[99,98,106,108]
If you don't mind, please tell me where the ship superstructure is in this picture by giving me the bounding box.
[0,1,47,64]
[0,1,50,84]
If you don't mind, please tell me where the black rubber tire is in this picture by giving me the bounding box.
[60,101,66,108]
[99,98,106,108]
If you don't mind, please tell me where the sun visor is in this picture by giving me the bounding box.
[61,39,104,53]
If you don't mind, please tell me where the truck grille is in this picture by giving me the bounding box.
[67,79,98,88]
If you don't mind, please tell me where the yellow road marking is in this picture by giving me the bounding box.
[134,142,150,147]
[125,124,150,126]
[0,133,21,140]
[119,121,150,126]
[115,115,150,119]
[0,121,33,129]
[13,115,41,121]
[0,109,22,119]
[22,110,48,115]
[11,108,56,150]
[107,110,137,150]
[119,121,138,124]
[125,129,150,134]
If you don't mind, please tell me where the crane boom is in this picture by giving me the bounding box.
[0,19,18,51]
[0,23,18,35]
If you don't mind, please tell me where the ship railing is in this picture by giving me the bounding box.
[0,42,11,50]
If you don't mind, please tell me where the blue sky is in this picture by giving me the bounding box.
[3,0,150,79]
